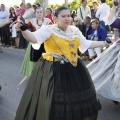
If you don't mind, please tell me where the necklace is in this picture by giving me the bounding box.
[57,25,67,32]
[37,18,44,27]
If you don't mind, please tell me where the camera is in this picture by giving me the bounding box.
[106,37,112,43]
[114,1,119,6]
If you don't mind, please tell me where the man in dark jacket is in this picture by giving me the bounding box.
[81,16,92,60]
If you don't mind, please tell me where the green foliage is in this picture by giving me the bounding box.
[13,4,19,8]
[35,0,39,4]
[35,0,113,10]
[49,4,61,9]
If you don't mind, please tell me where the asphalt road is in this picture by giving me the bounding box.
[0,47,120,120]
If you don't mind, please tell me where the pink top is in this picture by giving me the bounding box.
[16,8,26,16]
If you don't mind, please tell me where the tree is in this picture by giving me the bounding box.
[35,0,113,11]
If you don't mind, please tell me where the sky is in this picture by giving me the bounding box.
[1,0,73,7]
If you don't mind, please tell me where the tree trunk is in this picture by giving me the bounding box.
[65,0,68,7]
[39,0,48,15]
[22,0,25,4]
[39,0,48,8]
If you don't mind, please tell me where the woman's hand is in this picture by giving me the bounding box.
[15,22,23,31]
[6,18,13,24]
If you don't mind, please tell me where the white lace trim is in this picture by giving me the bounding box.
[103,15,116,26]
[30,18,51,30]
[45,25,80,41]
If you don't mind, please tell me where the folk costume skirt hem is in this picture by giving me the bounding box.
[15,58,101,120]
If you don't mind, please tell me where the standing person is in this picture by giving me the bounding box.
[71,10,77,21]
[0,19,12,52]
[16,3,26,17]
[74,17,83,31]
[87,0,120,104]
[22,3,35,24]
[91,0,99,19]
[0,18,13,90]
[21,3,35,48]
[21,7,51,77]
[9,7,20,48]
[88,19,107,60]
[81,16,92,60]
[45,7,54,24]
[77,0,91,22]
[9,7,17,22]
[95,0,110,31]
[0,7,3,45]
[0,4,10,47]
[16,3,26,49]
[15,6,112,120]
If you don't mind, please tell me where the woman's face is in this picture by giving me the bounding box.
[55,9,71,28]
[93,3,98,9]
[74,20,80,26]
[35,8,43,19]
[10,8,15,13]
[82,0,87,6]
[91,22,99,30]
[46,9,51,16]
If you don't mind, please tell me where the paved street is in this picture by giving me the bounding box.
[0,47,120,120]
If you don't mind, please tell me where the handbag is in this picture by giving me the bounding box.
[30,43,45,62]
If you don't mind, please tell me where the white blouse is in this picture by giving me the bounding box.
[103,15,116,26]
[32,24,92,53]
[30,18,51,30]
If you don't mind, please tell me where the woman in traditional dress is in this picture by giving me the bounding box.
[45,7,54,24]
[15,6,111,120]
[87,0,120,104]
[21,7,51,77]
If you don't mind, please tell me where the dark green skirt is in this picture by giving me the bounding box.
[15,58,101,120]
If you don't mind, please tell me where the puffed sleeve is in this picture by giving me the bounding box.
[103,15,120,29]
[77,30,92,53]
[111,18,120,29]
[31,25,51,49]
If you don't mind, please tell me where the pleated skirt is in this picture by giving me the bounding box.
[15,58,101,120]
[87,43,120,101]
[21,44,36,77]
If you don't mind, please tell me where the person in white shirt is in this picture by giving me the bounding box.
[0,4,10,47]
[22,3,35,24]
[95,0,110,31]
[77,0,91,22]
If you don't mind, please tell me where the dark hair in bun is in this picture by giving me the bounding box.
[35,7,43,13]
[54,6,69,17]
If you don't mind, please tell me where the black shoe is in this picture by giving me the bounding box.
[0,85,2,91]
[113,101,119,105]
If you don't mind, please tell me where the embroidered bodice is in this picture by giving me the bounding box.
[32,25,92,66]
[42,34,79,66]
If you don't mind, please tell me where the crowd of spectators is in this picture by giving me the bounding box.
[0,0,118,61]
